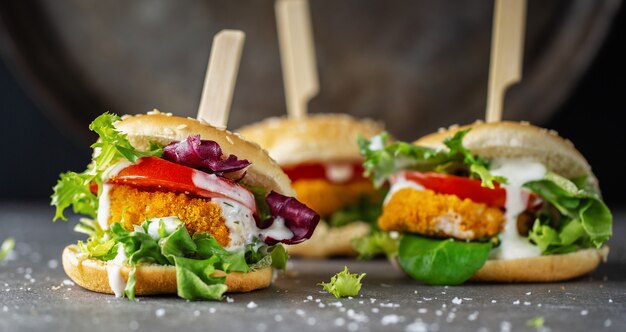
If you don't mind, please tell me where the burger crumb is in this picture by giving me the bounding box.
[468,311,479,321]
[226,297,234,303]
[580,310,588,316]
[452,297,462,305]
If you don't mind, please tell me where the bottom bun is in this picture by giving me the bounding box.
[287,221,370,258]
[471,247,609,282]
[62,245,272,295]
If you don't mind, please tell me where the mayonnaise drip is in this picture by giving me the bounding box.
[212,198,258,251]
[489,159,546,260]
[96,160,132,230]
[258,217,293,242]
[106,244,127,297]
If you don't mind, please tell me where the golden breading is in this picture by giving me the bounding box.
[292,179,376,216]
[379,188,504,240]
[107,185,230,246]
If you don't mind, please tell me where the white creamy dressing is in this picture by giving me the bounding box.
[325,163,354,183]
[258,216,293,242]
[106,244,127,297]
[147,217,183,240]
[191,171,255,209]
[96,160,132,230]
[212,198,258,250]
[489,159,546,260]
[384,173,425,205]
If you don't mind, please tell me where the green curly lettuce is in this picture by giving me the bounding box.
[51,112,163,221]
[76,217,286,301]
[319,266,366,298]
[0,238,15,261]
[526,173,612,253]
[358,130,506,188]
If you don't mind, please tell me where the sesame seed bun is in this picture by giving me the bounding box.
[237,114,384,166]
[472,247,609,282]
[114,111,295,196]
[62,245,272,295]
[237,114,384,258]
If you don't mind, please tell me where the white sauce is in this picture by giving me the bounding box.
[106,244,127,297]
[147,217,183,240]
[489,159,546,260]
[212,198,258,251]
[325,163,354,183]
[384,173,425,205]
[97,184,113,230]
[96,160,132,230]
[191,171,255,209]
[258,216,293,242]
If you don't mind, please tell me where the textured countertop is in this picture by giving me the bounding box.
[1,202,624,332]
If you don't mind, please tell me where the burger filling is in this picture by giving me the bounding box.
[52,113,320,300]
[355,130,612,285]
[283,162,382,229]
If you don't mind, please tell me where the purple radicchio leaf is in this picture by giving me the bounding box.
[262,191,320,245]
[162,135,251,175]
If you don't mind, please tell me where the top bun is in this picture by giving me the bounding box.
[237,114,384,166]
[114,111,295,196]
[415,121,598,190]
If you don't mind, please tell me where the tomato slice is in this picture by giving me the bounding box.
[392,171,540,209]
[108,156,256,213]
[283,162,366,183]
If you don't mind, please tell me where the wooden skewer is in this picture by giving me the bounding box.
[197,30,246,128]
[275,0,319,120]
[485,0,527,123]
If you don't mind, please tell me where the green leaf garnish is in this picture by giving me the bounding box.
[0,238,15,261]
[398,235,493,285]
[319,266,366,298]
[358,130,506,188]
[51,112,163,222]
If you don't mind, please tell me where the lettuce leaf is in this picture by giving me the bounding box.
[351,231,399,260]
[328,195,383,228]
[398,235,492,285]
[319,266,366,298]
[51,112,163,221]
[526,173,612,252]
[358,130,505,188]
[0,238,15,261]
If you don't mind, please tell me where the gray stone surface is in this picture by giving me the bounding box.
[1,202,624,332]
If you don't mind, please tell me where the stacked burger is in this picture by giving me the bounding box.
[238,114,385,257]
[52,112,319,300]
[358,121,612,284]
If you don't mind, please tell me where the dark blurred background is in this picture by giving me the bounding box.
[0,1,624,208]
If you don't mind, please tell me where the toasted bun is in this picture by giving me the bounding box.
[472,247,609,282]
[287,221,370,258]
[114,111,294,196]
[415,121,598,189]
[237,114,384,166]
[62,245,272,295]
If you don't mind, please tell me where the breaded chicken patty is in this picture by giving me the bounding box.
[292,179,376,216]
[107,185,230,246]
[379,188,504,240]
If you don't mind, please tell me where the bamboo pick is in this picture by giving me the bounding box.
[275,0,319,120]
[197,30,246,128]
[485,0,527,123]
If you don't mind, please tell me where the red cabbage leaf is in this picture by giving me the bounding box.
[163,135,250,175]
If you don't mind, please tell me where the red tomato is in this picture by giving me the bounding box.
[392,171,540,209]
[108,156,256,213]
[282,162,366,183]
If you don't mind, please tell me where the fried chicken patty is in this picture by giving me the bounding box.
[379,188,505,240]
[107,185,230,246]
[292,179,376,216]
